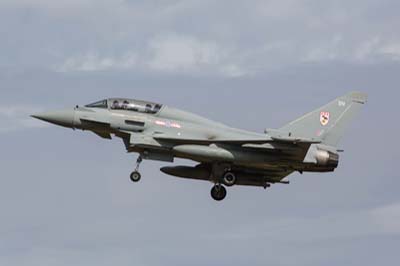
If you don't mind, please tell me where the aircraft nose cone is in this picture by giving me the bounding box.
[32,109,75,128]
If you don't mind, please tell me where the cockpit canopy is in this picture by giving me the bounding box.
[85,98,163,114]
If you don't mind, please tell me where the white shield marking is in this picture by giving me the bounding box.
[320,111,330,126]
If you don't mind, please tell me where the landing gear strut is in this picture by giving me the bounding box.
[210,184,227,201]
[130,156,142,183]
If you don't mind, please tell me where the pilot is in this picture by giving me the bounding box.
[145,104,153,113]
[122,100,129,110]
[112,100,120,109]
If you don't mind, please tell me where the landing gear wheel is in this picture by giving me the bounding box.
[130,155,143,183]
[222,171,236,187]
[130,171,141,182]
[211,185,227,201]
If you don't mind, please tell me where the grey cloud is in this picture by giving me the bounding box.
[1,0,400,74]
[56,33,246,77]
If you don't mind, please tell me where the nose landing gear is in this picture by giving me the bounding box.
[130,171,141,182]
[130,156,143,183]
[210,184,227,201]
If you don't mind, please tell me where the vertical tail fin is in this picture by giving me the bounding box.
[279,91,368,146]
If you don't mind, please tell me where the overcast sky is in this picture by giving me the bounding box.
[1,1,399,265]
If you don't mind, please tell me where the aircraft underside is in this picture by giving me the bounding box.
[127,146,338,201]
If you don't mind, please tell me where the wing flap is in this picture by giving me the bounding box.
[270,136,321,144]
[265,128,321,144]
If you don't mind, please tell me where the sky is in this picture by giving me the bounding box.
[0,0,399,265]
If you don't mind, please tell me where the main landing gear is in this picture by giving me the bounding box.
[210,170,237,201]
[128,159,239,202]
[210,184,227,201]
[130,156,142,183]
[222,171,236,187]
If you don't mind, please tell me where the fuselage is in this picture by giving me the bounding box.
[33,98,338,175]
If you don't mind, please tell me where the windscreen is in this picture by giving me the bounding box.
[85,100,108,108]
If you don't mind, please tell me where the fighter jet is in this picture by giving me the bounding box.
[32,92,367,201]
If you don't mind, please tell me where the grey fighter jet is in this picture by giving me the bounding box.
[32,92,367,201]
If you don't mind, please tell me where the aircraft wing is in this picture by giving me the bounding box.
[153,133,315,167]
[124,131,318,161]
[153,136,270,145]
[152,135,320,146]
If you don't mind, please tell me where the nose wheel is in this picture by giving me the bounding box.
[210,184,227,201]
[130,171,141,182]
[130,156,143,183]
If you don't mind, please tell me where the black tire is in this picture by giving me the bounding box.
[222,171,236,187]
[210,185,227,201]
[130,171,141,182]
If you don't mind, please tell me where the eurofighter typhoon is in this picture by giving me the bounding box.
[32,92,367,201]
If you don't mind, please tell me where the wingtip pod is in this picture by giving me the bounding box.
[347,91,368,104]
